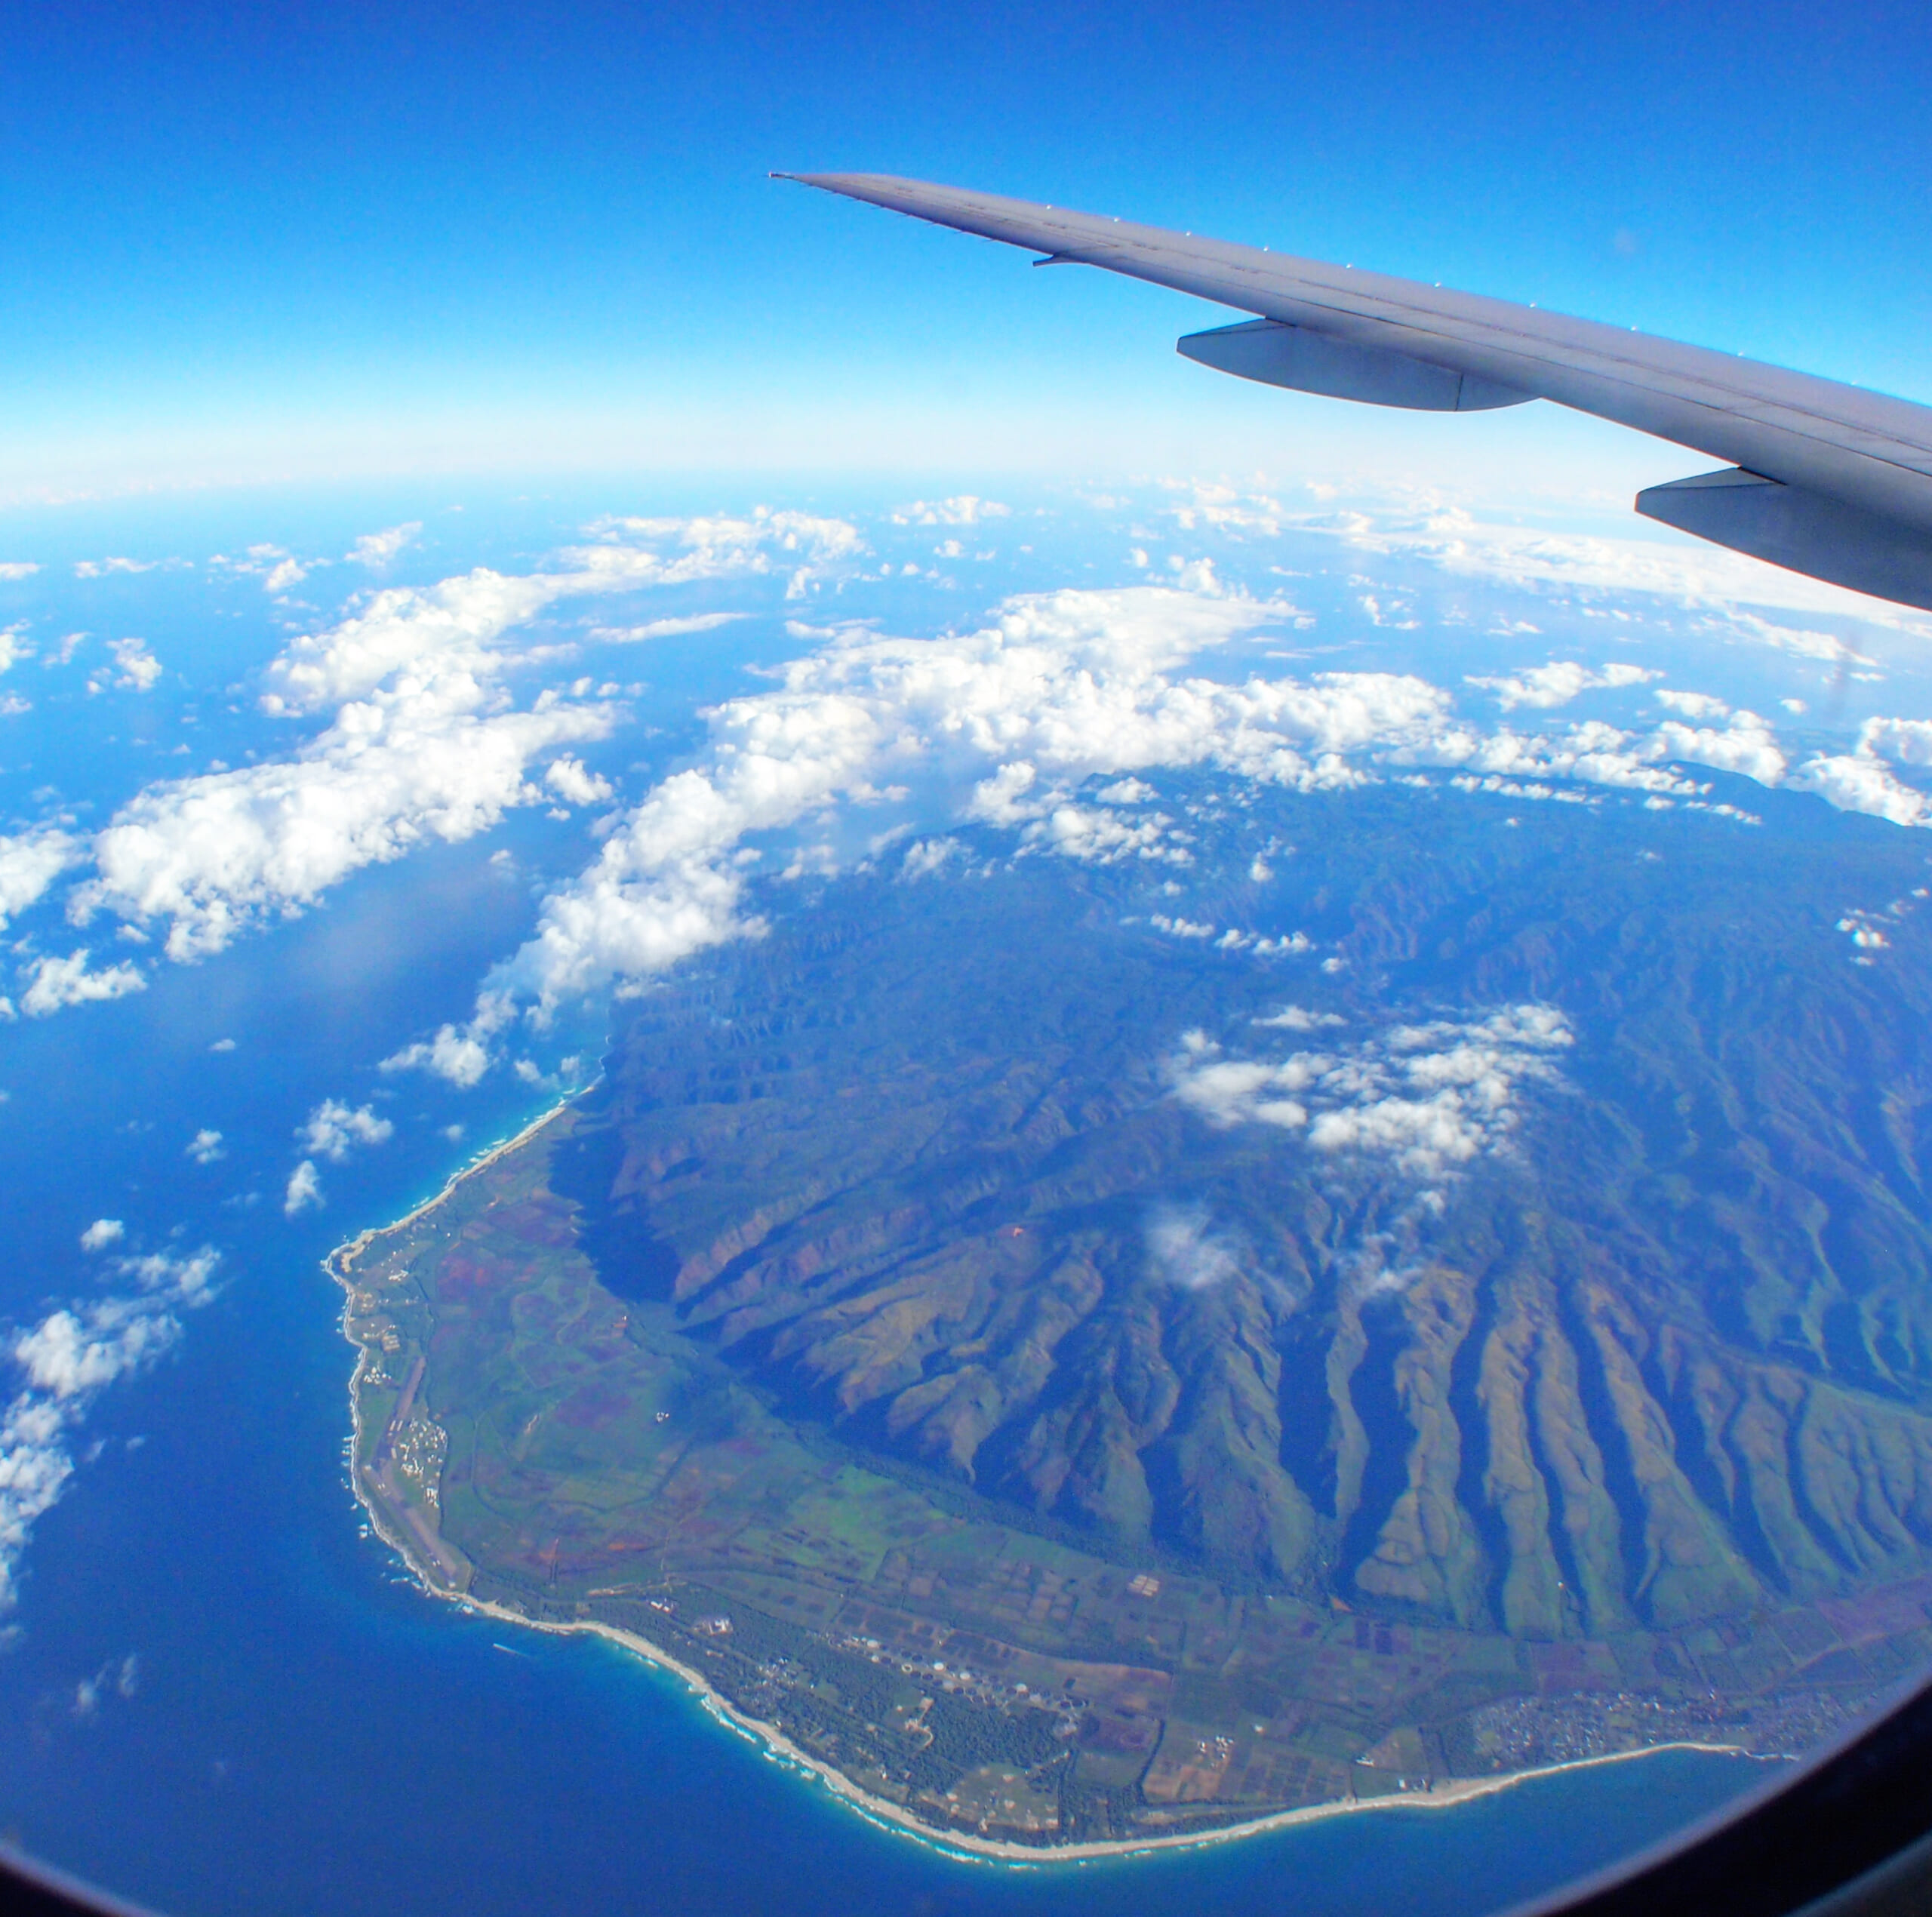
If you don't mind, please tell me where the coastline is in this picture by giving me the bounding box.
[327,1091,583,1282]
[399,1581,1763,1868]
[328,1099,1765,1870]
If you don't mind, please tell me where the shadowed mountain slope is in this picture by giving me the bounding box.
[554,777,1932,1637]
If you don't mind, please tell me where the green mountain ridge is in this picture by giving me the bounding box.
[548,777,1932,1640]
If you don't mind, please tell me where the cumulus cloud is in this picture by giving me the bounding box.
[26,515,863,978]
[1256,1005,1344,1031]
[0,623,30,672]
[1860,717,1932,770]
[891,497,1011,527]
[78,1219,125,1251]
[72,673,611,960]
[29,505,1930,1049]
[284,1161,323,1216]
[1401,694,1798,798]
[491,586,1462,1017]
[1654,688,1730,720]
[0,829,78,928]
[259,568,564,715]
[348,522,421,568]
[898,837,961,881]
[20,951,146,1017]
[1145,1203,1243,1290]
[1653,711,1786,784]
[1170,1004,1572,1177]
[298,1100,393,1162]
[86,638,162,694]
[543,756,613,806]
[186,1128,225,1165]
[1774,714,1932,829]
[1466,661,1660,709]
[0,1248,218,1608]
[0,562,38,581]
[1023,804,1190,866]
[1791,755,1930,827]
[72,558,157,579]
[380,993,514,1089]
[263,512,858,716]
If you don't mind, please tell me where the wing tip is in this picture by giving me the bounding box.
[769,171,932,201]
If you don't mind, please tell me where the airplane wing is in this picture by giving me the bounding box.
[779,171,1932,612]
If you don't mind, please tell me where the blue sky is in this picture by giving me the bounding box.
[6,0,1930,496]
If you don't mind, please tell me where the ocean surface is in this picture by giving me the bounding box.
[0,479,1903,1916]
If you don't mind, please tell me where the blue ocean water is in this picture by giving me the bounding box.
[0,481,1867,1916]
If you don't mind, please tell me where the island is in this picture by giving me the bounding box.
[334,773,1932,1852]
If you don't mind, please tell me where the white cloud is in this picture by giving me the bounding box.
[1311,503,1932,632]
[1145,1204,1243,1290]
[297,1100,393,1162]
[1791,755,1930,827]
[72,558,156,579]
[186,1128,225,1165]
[0,1248,217,1609]
[78,1219,125,1251]
[348,522,421,568]
[264,514,857,718]
[260,568,563,714]
[73,674,611,960]
[284,1160,322,1216]
[898,837,960,880]
[380,993,513,1089]
[544,756,613,806]
[1171,1004,1572,1178]
[890,497,1011,527]
[0,829,78,927]
[491,586,1465,1017]
[0,623,30,672]
[587,612,747,643]
[1654,688,1730,720]
[1256,1005,1344,1031]
[1466,661,1660,710]
[1713,610,1878,666]
[86,638,162,694]
[1396,716,1701,798]
[0,562,38,580]
[1026,805,1189,866]
[1767,714,1932,829]
[1860,718,1932,769]
[1653,709,1786,784]
[20,951,146,1017]
[29,516,850,972]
